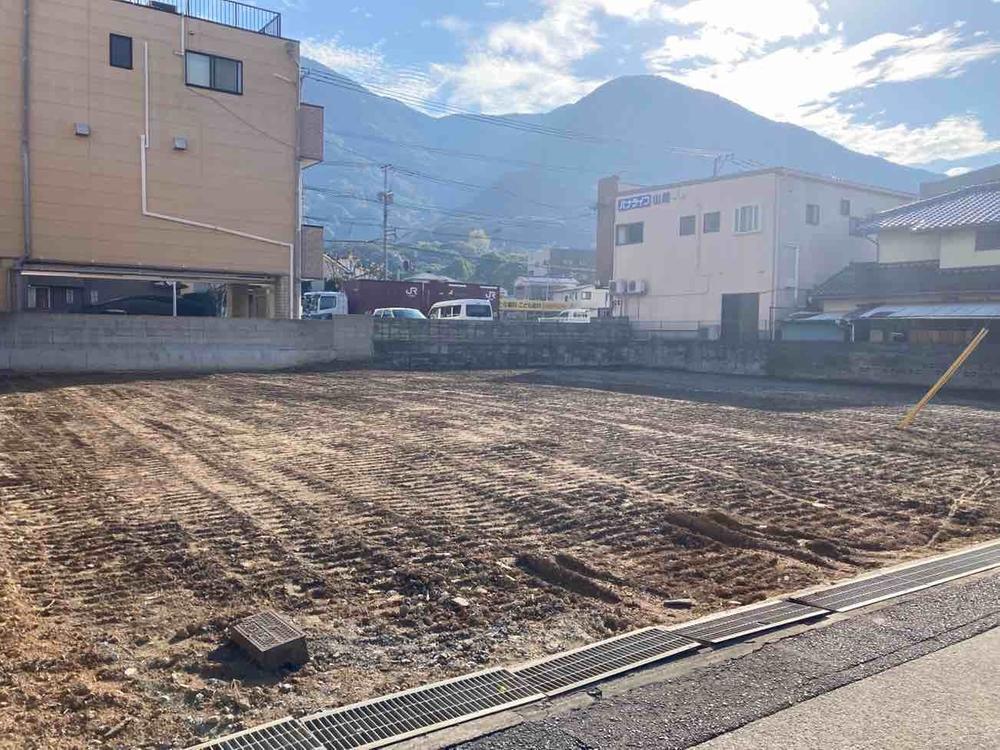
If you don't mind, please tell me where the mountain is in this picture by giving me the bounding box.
[302,67,935,265]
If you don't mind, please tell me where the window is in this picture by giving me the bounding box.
[466,304,493,318]
[679,215,696,236]
[806,204,821,225]
[975,227,1000,252]
[703,211,721,233]
[65,289,75,305]
[27,286,50,310]
[840,199,851,217]
[581,291,592,300]
[186,51,243,95]
[734,205,760,234]
[615,222,644,245]
[396,309,425,319]
[89,290,99,305]
[319,296,335,310]
[109,34,133,70]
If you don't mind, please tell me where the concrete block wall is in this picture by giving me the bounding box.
[766,341,1000,391]
[0,313,373,373]
[628,338,769,376]
[373,319,633,370]
[628,336,1000,391]
[3,313,997,393]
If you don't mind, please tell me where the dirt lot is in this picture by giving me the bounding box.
[1,368,999,749]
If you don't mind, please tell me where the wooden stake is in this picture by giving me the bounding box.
[897,327,990,430]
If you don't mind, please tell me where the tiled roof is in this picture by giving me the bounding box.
[812,260,1000,300]
[861,182,1000,232]
[859,303,1000,319]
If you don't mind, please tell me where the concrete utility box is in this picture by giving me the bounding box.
[230,611,309,670]
[300,224,325,281]
[298,103,325,166]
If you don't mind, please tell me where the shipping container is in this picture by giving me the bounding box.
[342,280,501,316]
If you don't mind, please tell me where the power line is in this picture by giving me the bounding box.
[304,216,568,249]
[326,130,655,177]
[393,166,583,211]
[309,160,588,211]
[304,187,592,226]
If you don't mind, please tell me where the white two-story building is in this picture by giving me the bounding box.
[596,169,911,340]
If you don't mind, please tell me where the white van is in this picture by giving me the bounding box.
[428,298,495,321]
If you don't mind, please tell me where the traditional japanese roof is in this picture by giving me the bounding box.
[812,260,1000,300]
[860,182,1000,232]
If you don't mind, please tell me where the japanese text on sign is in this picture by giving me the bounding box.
[617,191,671,211]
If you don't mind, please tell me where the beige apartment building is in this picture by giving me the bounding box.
[596,169,911,339]
[1,0,324,317]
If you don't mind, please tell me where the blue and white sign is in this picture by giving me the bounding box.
[617,191,671,212]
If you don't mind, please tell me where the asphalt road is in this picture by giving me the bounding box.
[698,626,1000,749]
[457,573,1000,750]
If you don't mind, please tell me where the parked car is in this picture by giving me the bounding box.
[372,307,427,319]
[538,308,592,324]
[302,291,348,319]
[83,294,216,316]
[428,299,495,321]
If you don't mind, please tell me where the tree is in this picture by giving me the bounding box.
[442,256,474,281]
[473,252,527,292]
[462,229,491,255]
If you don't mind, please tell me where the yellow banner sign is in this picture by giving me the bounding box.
[500,299,571,312]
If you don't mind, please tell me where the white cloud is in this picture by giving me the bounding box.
[302,38,439,105]
[806,111,1000,165]
[432,0,626,113]
[435,15,473,35]
[651,0,826,66]
[302,37,384,76]
[658,0,825,42]
[645,5,1000,165]
[431,54,605,113]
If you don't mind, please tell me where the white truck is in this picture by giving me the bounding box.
[302,291,348,320]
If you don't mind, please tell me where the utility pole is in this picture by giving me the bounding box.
[712,152,734,178]
[379,164,393,280]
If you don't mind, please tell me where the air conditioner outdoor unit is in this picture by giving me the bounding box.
[626,279,647,295]
[610,279,627,295]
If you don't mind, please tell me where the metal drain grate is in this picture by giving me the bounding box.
[512,627,698,696]
[301,669,543,750]
[795,542,1000,613]
[671,600,827,644]
[186,718,325,750]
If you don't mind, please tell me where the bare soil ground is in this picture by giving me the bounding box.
[1,368,999,749]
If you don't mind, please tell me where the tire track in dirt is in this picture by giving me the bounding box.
[3,369,1000,748]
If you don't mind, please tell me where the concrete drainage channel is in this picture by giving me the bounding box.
[187,540,1000,750]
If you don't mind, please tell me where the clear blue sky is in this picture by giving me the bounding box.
[277,0,1000,174]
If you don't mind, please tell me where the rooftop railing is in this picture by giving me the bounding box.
[117,0,282,38]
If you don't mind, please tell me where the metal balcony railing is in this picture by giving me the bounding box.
[117,0,282,38]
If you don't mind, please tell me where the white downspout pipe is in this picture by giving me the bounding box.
[140,42,296,319]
